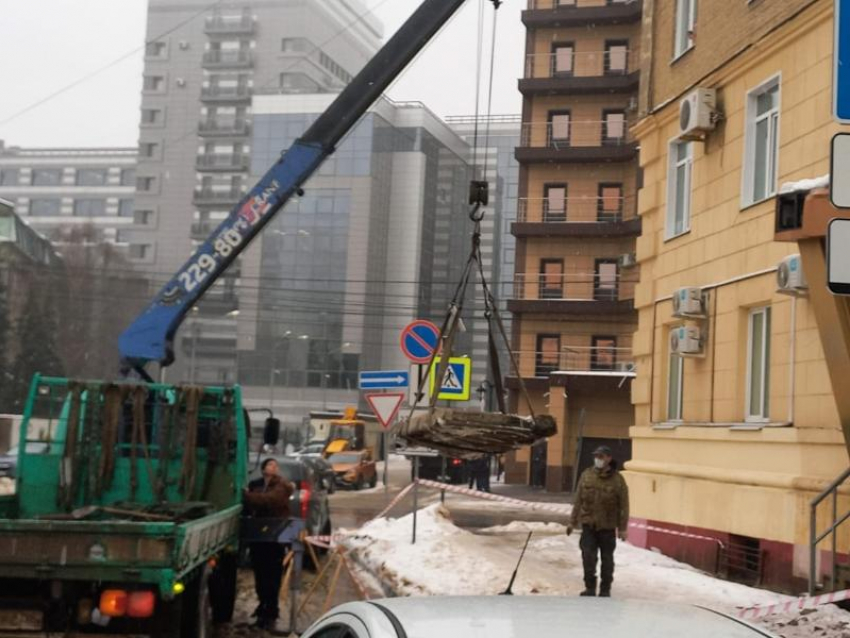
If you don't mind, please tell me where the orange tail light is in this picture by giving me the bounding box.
[99,590,128,617]
[127,591,156,618]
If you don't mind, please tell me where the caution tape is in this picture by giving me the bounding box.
[415,478,571,514]
[736,587,850,619]
[628,522,725,549]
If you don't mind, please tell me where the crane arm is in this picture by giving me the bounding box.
[119,0,499,372]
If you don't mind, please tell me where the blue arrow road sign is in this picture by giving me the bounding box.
[359,370,410,390]
[836,0,850,121]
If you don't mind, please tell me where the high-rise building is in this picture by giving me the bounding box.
[506,0,643,491]
[129,0,383,382]
[0,141,137,246]
[224,93,472,427]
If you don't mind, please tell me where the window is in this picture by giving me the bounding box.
[141,109,162,125]
[602,110,626,145]
[134,210,154,225]
[667,332,684,421]
[118,199,135,217]
[666,140,693,238]
[76,168,107,186]
[31,169,62,186]
[674,0,696,60]
[136,176,156,192]
[591,336,617,370]
[548,110,570,148]
[129,244,151,260]
[140,142,158,159]
[598,183,623,222]
[143,75,165,92]
[539,259,564,299]
[551,42,574,77]
[543,184,567,222]
[743,78,780,206]
[120,168,136,186]
[73,199,106,217]
[281,38,308,53]
[536,334,561,377]
[145,41,166,57]
[605,41,629,75]
[746,307,771,421]
[29,199,61,216]
[594,260,619,301]
[0,169,19,186]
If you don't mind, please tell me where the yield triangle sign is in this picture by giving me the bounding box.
[365,392,405,429]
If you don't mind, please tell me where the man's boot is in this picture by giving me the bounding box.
[598,587,611,597]
[580,579,596,596]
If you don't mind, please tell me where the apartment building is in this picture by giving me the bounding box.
[627,0,846,591]
[0,141,137,247]
[506,0,643,492]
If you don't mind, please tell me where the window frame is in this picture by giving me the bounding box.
[604,40,629,75]
[667,329,684,422]
[601,109,627,145]
[666,138,693,240]
[745,306,771,422]
[543,183,567,222]
[591,335,617,371]
[535,334,561,377]
[673,0,697,61]
[31,168,63,186]
[741,75,781,209]
[539,258,565,299]
[550,41,575,77]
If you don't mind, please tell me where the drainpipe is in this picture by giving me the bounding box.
[789,296,797,424]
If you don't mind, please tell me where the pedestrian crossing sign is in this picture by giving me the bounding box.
[428,357,471,401]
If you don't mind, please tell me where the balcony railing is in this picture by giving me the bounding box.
[198,119,251,137]
[201,50,253,68]
[525,51,636,79]
[515,345,635,378]
[520,120,634,148]
[191,221,220,238]
[204,15,255,34]
[200,86,252,102]
[517,196,637,224]
[193,188,244,206]
[512,272,637,303]
[527,0,637,9]
[195,153,251,172]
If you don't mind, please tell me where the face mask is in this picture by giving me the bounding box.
[594,458,607,470]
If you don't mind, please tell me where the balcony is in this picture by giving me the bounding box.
[513,195,640,237]
[514,345,635,380]
[507,271,636,315]
[201,50,253,69]
[198,119,251,138]
[523,0,643,28]
[520,51,639,96]
[190,220,221,239]
[516,120,637,164]
[204,15,255,35]
[195,153,251,172]
[200,86,252,103]
[193,188,244,207]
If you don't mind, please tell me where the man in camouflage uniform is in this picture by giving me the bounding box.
[567,445,629,597]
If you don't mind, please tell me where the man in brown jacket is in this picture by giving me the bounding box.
[566,446,629,597]
[244,458,294,629]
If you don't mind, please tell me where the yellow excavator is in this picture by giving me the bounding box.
[322,407,366,458]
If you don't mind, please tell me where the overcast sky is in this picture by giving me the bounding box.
[0,0,524,148]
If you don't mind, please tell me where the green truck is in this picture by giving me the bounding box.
[0,376,246,636]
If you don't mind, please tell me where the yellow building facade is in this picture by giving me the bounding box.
[627,0,849,591]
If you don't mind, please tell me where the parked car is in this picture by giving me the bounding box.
[301,597,778,638]
[329,450,377,490]
[413,454,467,484]
[0,442,50,479]
[247,455,332,540]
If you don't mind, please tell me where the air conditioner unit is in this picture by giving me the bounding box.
[614,361,634,373]
[618,252,637,269]
[626,96,638,112]
[678,88,717,140]
[777,253,807,294]
[176,78,187,88]
[178,40,190,50]
[669,326,702,356]
[672,287,705,318]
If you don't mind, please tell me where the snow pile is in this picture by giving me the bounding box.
[779,174,829,195]
[343,505,850,638]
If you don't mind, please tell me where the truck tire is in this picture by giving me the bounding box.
[209,551,238,623]
[181,565,213,638]
[369,473,377,488]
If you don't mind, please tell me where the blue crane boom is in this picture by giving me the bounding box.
[118,0,501,374]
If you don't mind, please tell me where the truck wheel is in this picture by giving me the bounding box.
[181,565,213,638]
[209,552,238,623]
[369,474,377,488]
[354,477,363,491]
